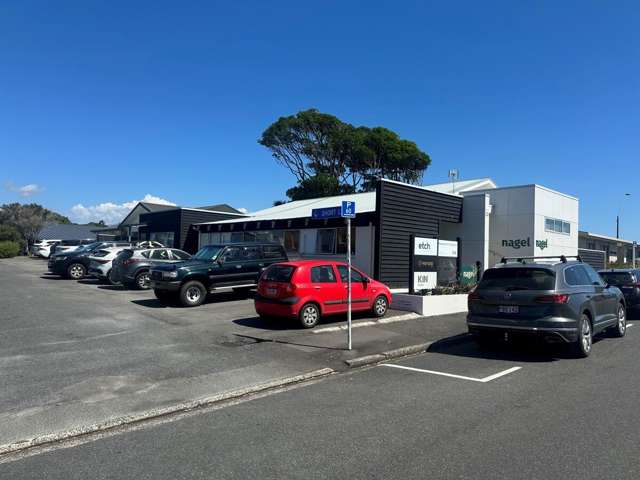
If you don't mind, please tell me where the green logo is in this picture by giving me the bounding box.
[536,239,548,250]
[501,238,531,249]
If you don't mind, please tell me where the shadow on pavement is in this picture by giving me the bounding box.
[131,299,176,309]
[40,275,66,280]
[97,285,126,291]
[427,334,574,363]
[231,333,347,351]
[233,310,380,332]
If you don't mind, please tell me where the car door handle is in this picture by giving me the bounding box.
[236,265,242,269]
[314,286,321,290]
[258,263,264,267]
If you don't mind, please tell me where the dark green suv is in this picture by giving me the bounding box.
[150,243,288,307]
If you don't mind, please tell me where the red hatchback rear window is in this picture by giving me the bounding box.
[262,265,296,282]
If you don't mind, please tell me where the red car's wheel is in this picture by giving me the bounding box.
[372,295,388,318]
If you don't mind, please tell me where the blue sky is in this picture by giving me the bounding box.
[1,1,638,237]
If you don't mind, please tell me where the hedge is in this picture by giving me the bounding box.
[0,241,20,258]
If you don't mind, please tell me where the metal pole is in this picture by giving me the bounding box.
[347,217,352,351]
[616,215,619,239]
[634,241,637,269]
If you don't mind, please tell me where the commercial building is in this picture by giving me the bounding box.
[138,205,246,252]
[579,231,638,267]
[457,184,579,268]
[194,178,581,290]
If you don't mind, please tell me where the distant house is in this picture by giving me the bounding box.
[37,223,97,241]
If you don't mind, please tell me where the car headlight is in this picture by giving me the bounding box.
[163,271,178,279]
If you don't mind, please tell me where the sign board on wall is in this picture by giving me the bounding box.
[410,236,460,292]
[410,236,438,292]
[438,240,458,258]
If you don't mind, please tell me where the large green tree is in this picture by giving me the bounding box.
[0,203,71,249]
[259,109,431,200]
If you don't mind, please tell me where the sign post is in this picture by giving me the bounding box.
[341,201,356,350]
[311,201,356,350]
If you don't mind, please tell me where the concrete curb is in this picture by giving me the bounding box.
[0,367,335,457]
[344,333,473,368]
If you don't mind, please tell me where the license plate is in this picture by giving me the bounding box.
[498,305,519,314]
[266,288,278,297]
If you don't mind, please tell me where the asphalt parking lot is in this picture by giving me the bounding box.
[2,310,639,479]
[1,256,452,452]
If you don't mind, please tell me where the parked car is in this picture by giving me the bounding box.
[87,246,133,284]
[598,269,640,310]
[467,256,627,357]
[135,241,165,249]
[254,260,392,328]
[51,239,95,255]
[111,247,191,289]
[31,239,61,258]
[48,241,132,279]
[150,243,288,307]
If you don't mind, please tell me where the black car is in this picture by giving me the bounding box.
[598,269,640,309]
[48,241,132,279]
[150,243,288,307]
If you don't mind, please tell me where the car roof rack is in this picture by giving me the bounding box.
[500,255,582,265]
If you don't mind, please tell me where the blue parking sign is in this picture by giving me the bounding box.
[341,201,356,218]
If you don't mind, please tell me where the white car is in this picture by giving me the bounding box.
[51,239,95,256]
[87,246,132,284]
[32,239,61,258]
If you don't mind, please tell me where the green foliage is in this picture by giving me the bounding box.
[0,203,71,249]
[0,224,25,252]
[259,109,431,200]
[0,224,22,242]
[0,241,20,258]
[286,173,354,201]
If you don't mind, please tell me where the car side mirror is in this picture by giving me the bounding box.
[363,277,370,284]
[217,258,224,265]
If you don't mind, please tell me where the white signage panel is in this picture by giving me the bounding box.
[438,240,458,258]
[414,237,437,256]
[413,271,437,290]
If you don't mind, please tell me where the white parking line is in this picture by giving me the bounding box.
[627,323,634,328]
[382,364,522,383]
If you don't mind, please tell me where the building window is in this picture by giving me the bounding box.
[202,230,300,252]
[545,217,571,235]
[316,229,336,254]
[150,232,175,248]
[587,242,596,250]
[315,227,355,255]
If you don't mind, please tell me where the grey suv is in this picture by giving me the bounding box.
[111,247,192,289]
[467,256,627,357]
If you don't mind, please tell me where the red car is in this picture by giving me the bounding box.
[255,260,392,328]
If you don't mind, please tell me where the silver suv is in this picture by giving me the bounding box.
[467,256,627,357]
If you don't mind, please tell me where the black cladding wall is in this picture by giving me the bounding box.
[140,209,243,253]
[374,180,463,288]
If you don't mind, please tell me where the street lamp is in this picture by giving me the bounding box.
[616,193,631,239]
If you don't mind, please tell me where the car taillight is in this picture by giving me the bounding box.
[535,294,569,304]
[285,283,296,295]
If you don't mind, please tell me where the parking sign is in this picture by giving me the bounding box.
[341,201,356,218]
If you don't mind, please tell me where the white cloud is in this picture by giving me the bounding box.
[5,182,44,197]
[69,194,176,225]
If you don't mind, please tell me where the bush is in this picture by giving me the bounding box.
[0,241,21,258]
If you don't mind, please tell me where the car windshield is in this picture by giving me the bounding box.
[192,245,223,261]
[599,272,635,285]
[78,242,100,252]
[479,267,556,290]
